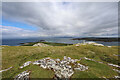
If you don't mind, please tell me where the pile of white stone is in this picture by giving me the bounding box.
[32,56,88,78]
[14,70,31,80]
[33,43,49,47]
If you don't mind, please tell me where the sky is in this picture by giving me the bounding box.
[1,2,118,39]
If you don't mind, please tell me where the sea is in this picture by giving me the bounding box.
[1,37,119,46]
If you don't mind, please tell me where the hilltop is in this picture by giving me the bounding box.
[1,43,120,79]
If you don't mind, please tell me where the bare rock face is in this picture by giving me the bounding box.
[33,43,49,47]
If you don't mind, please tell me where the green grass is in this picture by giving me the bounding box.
[1,44,119,79]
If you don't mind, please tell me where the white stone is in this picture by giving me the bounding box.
[114,76,120,78]
[14,70,30,80]
[20,61,32,68]
[113,69,120,73]
[93,44,104,46]
[0,67,13,73]
[107,46,111,48]
[108,63,120,68]
[33,43,49,47]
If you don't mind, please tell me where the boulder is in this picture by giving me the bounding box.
[33,43,49,47]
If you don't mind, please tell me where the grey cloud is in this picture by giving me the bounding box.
[2,2,118,38]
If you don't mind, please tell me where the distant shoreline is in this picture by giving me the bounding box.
[72,37,120,42]
[2,37,119,46]
[20,41,73,46]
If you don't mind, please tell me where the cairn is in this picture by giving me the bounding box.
[15,56,88,80]
[33,56,88,79]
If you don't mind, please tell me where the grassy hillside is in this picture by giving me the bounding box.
[1,44,119,79]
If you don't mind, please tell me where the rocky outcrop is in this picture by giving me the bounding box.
[33,43,49,47]
[75,42,104,47]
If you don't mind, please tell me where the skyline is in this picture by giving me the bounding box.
[1,2,118,39]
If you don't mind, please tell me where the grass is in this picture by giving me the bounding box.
[1,44,119,79]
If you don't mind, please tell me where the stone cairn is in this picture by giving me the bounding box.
[15,56,88,80]
[33,56,88,79]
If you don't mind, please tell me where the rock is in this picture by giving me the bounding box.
[107,46,112,48]
[0,67,13,73]
[20,61,32,68]
[84,57,94,61]
[84,57,104,64]
[93,43,104,46]
[33,43,49,47]
[32,56,88,79]
[113,69,120,73]
[76,42,104,47]
[108,63,120,68]
[14,70,31,80]
[75,43,81,46]
[85,42,96,44]
[75,43,86,46]
[86,42,104,46]
[114,76,120,79]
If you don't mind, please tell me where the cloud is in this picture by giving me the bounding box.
[1,25,35,39]
[2,2,118,38]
